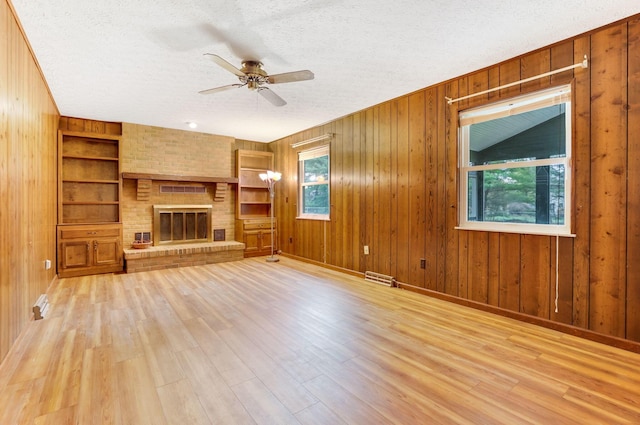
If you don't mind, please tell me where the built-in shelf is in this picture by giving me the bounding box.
[235,150,276,257]
[59,131,122,225]
[57,129,124,277]
[122,172,238,201]
[63,155,119,161]
[63,179,120,184]
[63,201,120,205]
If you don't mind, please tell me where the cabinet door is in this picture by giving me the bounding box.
[243,231,262,254]
[260,230,275,252]
[94,237,121,266]
[60,240,91,269]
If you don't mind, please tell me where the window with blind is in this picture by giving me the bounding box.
[458,84,573,235]
[298,145,330,220]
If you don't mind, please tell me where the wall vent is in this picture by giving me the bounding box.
[160,185,206,194]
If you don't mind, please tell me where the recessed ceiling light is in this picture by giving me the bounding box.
[186,121,197,129]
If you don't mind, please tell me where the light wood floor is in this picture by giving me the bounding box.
[1,257,639,424]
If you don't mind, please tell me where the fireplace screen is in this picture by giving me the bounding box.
[153,205,212,245]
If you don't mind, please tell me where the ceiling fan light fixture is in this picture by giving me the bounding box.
[200,54,314,106]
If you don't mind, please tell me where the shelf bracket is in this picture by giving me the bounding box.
[214,182,228,202]
[136,179,152,201]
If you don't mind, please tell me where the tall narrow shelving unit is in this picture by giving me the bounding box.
[57,130,123,277]
[236,150,274,218]
[235,150,276,257]
[59,132,121,223]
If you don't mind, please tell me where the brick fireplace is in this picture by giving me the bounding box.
[119,123,238,247]
[119,123,244,272]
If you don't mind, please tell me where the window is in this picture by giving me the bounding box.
[458,85,572,235]
[298,145,330,220]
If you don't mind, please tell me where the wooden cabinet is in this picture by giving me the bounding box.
[57,130,124,276]
[235,218,276,257]
[235,150,277,256]
[57,224,123,278]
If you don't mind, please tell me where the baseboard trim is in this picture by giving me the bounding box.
[279,253,364,278]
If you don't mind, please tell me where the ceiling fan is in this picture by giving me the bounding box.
[199,54,314,106]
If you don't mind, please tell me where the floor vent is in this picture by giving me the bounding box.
[364,271,396,287]
[33,294,49,320]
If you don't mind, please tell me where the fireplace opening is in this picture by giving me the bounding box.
[153,205,212,245]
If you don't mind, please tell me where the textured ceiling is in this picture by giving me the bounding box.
[11,0,640,142]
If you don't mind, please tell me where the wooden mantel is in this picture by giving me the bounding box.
[122,172,238,202]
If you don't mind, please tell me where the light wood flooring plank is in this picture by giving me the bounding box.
[33,405,76,425]
[156,379,211,425]
[76,346,118,425]
[115,355,168,425]
[183,317,256,386]
[0,378,45,425]
[231,377,300,425]
[0,257,639,424]
[136,317,185,387]
[4,317,63,386]
[37,328,84,415]
[295,401,348,425]
[303,374,397,424]
[110,308,144,363]
[175,346,255,424]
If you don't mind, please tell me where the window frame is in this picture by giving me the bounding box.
[297,145,330,221]
[457,84,574,236]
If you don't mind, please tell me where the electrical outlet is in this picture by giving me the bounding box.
[364,245,369,255]
[420,258,426,269]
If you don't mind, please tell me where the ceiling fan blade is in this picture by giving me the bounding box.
[257,87,286,106]
[267,70,314,84]
[204,53,245,77]
[199,83,244,95]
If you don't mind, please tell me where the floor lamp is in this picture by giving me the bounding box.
[259,170,281,262]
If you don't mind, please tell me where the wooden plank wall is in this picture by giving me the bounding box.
[1,0,59,361]
[271,15,640,343]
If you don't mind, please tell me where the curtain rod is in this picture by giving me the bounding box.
[445,55,588,105]
[290,133,333,148]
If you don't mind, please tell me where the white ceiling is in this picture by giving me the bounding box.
[11,0,640,143]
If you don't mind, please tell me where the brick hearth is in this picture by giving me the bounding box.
[123,241,245,273]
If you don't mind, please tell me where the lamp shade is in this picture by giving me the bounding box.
[259,170,281,182]
[270,171,282,181]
